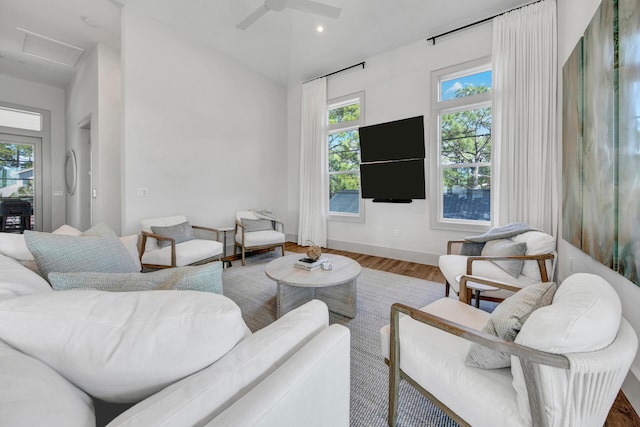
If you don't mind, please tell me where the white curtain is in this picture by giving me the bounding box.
[492,0,558,236]
[298,77,328,247]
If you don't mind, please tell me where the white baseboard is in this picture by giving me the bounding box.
[286,234,439,266]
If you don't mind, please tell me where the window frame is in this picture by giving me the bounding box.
[430,57,493,232]
[327,91,365,222]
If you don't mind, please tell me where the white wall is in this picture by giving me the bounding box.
[557,0,640,408]
[0,74,65,231]
[120,6,287,236]
[66,46,98,231]
[65,44,122,233]
[287,24,494,264]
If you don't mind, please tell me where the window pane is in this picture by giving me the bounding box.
[329,174,360,214]
[441,107,491,165]
[0,143,35,199]
[0,107,42,131]
[440,70,492,101]
[442,166,490,221]
[329,130,360,172]
[328,102,360,124]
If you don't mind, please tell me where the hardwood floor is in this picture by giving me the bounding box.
[283,242,640,427]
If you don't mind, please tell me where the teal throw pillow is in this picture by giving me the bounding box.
[49,262,223,294]
[151,222,195,248]
[24,231,140,281]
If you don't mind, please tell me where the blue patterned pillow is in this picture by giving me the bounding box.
[48,262,223,294]
[24,231,140,281]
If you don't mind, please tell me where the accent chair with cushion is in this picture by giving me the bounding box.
[380,273,638,427]
[234,210,285,266]
[439,229,557,304]
[139,215,223,269]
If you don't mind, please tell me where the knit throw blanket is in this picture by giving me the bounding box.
[460,222,536,256]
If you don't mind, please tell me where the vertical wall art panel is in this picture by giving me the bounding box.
[563,0,640,286]
[617,0,640,283]
[582,0,616,269]
[562,39,584,249]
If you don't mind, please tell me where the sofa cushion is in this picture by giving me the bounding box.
[49,262,223,294]
[0,290,250,402]
[511,273,622,426]
[151,221,195,248]
[0,254,52,301]
[465,282,556,369]
[109,299,329,426]
[24,231,141,280]
[481,239,527,278]
[235,230,285,247]
[380,298,524,427]
[0,339,95,426]
[141,239,223,267]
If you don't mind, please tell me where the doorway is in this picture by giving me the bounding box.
[77,117,92,231]
[0,133,42,231]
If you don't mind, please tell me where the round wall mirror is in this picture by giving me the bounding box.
[65,150,78,195]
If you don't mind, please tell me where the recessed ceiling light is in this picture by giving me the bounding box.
[317,25,324,32]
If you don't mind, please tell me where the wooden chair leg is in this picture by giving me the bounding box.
[281,244,285,257]
[241,247,246,266]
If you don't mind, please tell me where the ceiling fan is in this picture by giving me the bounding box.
[236,0,342,30]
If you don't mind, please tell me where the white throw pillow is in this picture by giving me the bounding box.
[109,300,330,426]
[511,273,621,426]
[0,339,95,426]
[511,231,555,279]
[0,290,251,402]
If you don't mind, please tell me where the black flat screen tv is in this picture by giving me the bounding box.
[360,159,426,202]
[359,116,425,162]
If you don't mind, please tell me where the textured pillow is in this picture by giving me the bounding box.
[24,231,140,281]
[240,218,273,232]
[460,241,485,256]
[0,290,251,402]
[465,281,556,369]
[151,222,195,248]
[481,239,527,278]
[511,231,556,279]
[49,262,223,294]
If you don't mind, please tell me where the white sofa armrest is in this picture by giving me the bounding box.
[207,324,350,427]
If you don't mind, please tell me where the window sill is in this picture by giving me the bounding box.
[328,213,365,223]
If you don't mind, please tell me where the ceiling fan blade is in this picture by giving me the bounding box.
[236,4,270,30]
[286,0,342,19]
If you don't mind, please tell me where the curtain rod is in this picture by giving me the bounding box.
[304,61,365,84]
[426,0,543,45]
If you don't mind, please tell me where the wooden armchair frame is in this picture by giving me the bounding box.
[139,225,220,269]
[234,219,285,266]
[444,239,555,302]
[387,302,569,427]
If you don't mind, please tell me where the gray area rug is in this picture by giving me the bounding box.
[222,252,485,427]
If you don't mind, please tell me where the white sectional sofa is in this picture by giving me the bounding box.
[0,252,350,426]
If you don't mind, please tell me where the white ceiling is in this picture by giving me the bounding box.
[0,0,534,89]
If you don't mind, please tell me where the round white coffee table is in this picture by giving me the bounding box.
[265,254,361,318]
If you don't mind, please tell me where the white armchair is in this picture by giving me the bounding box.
[380,273,638,427]
[439,230,557,304]
[234,210,285,266]
[139,215,223,269]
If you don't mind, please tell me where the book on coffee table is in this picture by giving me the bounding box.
[294,257,328,270]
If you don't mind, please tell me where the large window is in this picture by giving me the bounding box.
[432,59,492,230]
[327,92,364,219]
[432,60,491,229]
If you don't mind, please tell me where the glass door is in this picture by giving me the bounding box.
[0,133,42,231]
